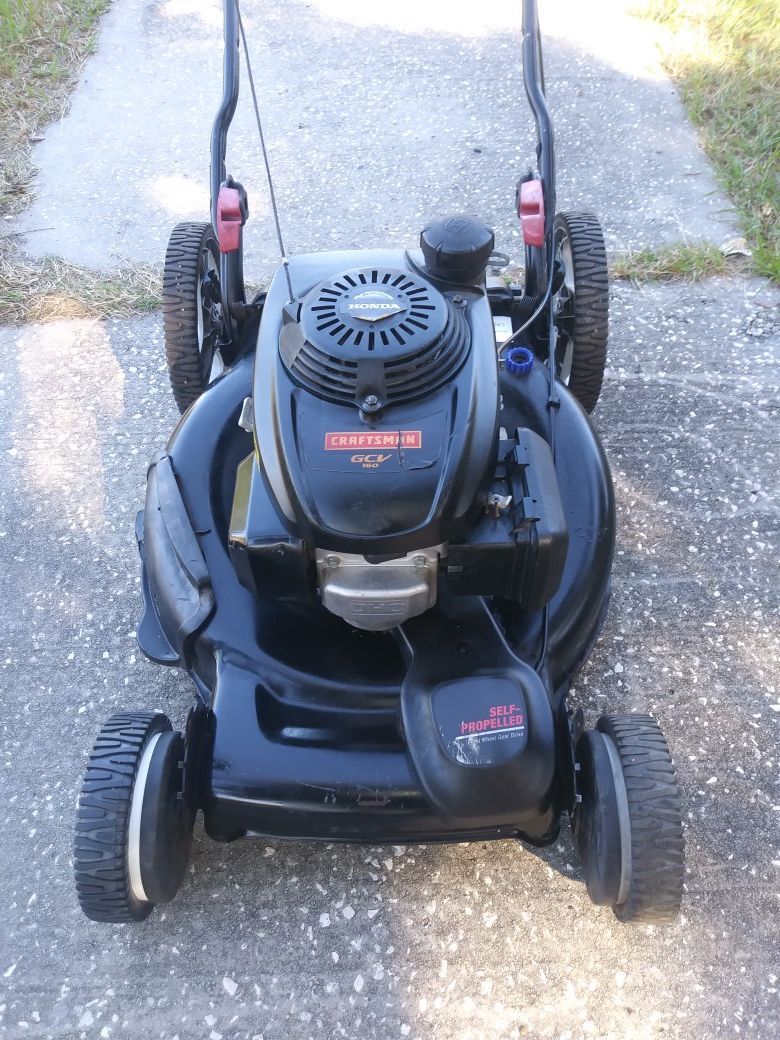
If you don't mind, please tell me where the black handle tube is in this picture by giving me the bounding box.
[209,1,245,329]
[210,0,240,229]
[521,0,555,235]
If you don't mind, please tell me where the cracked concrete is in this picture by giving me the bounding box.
[1,1,778,1039]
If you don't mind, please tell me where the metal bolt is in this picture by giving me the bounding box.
[413,555,427,570]
[452,294,465,305]
[485,493,512,518]
[363,394,379,409]
[325,555,340,568]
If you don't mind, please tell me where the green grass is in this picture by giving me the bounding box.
[610,242,734,281]
[0,0,109,217]
[0,1,38,41]
[643,0,779,282]
[0,254,161,324]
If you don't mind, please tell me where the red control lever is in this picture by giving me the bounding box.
[216,185,243,253]
[518,178,545,247]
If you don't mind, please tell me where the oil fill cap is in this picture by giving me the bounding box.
[420,215,495,283]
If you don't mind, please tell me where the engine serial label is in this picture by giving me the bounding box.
[324,430,422,450]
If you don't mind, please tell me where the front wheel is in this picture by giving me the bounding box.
[74,711,194,923]
[552,211,609,413]
[574,713,685,923]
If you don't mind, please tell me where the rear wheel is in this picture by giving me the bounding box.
[74,711,194,923]
[552,211,609,413]
[574,713,684,923]
[163,222,226,414]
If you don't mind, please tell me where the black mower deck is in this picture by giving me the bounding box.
[135,250,614,846]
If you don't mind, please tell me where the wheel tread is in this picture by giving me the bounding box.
[597,713,685,923]
[555,211,609,412]
[162,222,219,414]
[74,711,170,923]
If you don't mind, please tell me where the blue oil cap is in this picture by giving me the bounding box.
[505,346,534,376]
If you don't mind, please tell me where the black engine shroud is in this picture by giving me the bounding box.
[230,252,568,621]
[258,261,498,554]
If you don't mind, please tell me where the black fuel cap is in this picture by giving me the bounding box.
[420,215,495,283]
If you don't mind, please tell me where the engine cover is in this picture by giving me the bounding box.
[251,251,500,558]
[280,266,470,411]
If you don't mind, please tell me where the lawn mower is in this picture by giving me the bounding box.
[74,0,684,924]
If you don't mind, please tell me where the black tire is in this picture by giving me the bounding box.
[553,212,609,413]
[597,714,685,923]
[74,711,171,923]
[163,222,224,414]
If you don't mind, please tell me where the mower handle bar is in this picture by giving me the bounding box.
[210,0,239,233]
[521,0,555,237]
[210,0,245,320]
[208,0,555,273]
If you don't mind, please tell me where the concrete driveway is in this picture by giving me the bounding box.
[1,1,778,1038]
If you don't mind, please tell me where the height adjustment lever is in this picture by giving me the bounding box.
[216,178,249,254]
[516,177,545,247]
